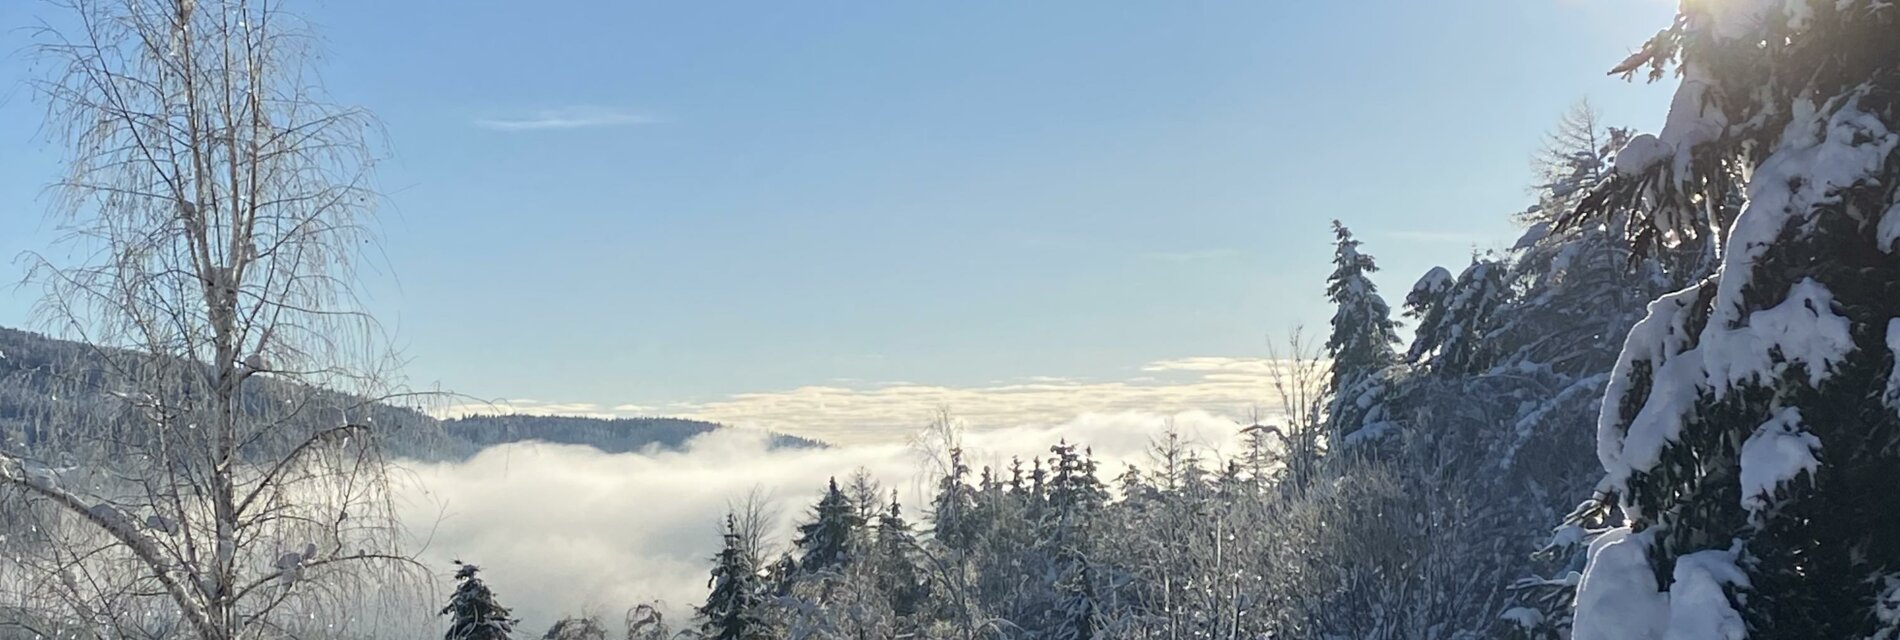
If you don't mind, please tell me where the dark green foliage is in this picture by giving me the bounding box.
[698,514,769,640]
[1556,2,1900,636]
[1404,257,1509,375]
[928,448,979,553]
[1323,221,1402,400]
[0,325,824,463]
[439,414,823,460]
[441,562,517,640]
[540,616,606,640]
[871,493,926,619]
[793,478,863,575]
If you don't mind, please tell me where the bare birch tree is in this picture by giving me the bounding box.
[0,0,425,637]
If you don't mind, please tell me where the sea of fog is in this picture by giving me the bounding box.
[390,410,1249,633]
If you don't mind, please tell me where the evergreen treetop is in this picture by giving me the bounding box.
[441,562,517,640]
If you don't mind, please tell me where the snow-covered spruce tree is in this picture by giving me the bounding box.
[1323,221,1404,438]
[764,553,800,598]
[871,493,927,621]
[1404,257,1510,375]
[1502,108,1664,378]
[1561,1,1900,637]
[794,478,864,576]
[1488,104,1740,639]
[540,615,607,640]
[442,562,518,640]
[1105,428,1273,639]
[699,514,769,640]
[960,458,1039,628]
[1036,442,1108,640]
[624,604,673,640]
[929,448,979,554]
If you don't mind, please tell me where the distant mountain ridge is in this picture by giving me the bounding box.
[0,326,822,462]
[431,413,824,461]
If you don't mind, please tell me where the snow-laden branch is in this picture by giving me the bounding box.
[0,450,218,639]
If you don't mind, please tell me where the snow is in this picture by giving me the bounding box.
[1412,267,1453,298]
[1546,523,1587,550]
[1616,345,1705,502]
[1711,91,1896,331]
[1501,373,1607,469]
[1784,0,1815,32]
[1339,420,1395,447]
[1878,200,1900,252]
[1702,0,1780,41]
[146,514,179,534]
[276,551,308,583]
[1615,133,1672,176]
[1616,63,1729,183]
[1739,407,1821,514]
[1662,65,1726,173]
[1599,91,1896,498]
[1576,532,1752,640]
[1499,607,1544,630]
[1886,320,1900,412]
[24,463,59,491]
[88,503,129,529]
[1598,284,1707,490]
[1702,278,1853,394]
[1700,89,1893,394]
[1513,222,1552,251]
[1664,549,1750,640]
[1574,527,1667,640]
[1874,575,1900,640]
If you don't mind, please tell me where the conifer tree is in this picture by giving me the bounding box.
[872,492,927,620]
[441,562,517,640]
[1046,559,1101,640]
[1037,442,1107,640]
[1323,221,1403,404]
[698,514,768,640]
[929,448,978,553]
[764,553,800,598]
[1404,257,1508,374]
[540,616,606,640]
[1044,442,1107,523]
[1562,1,1900,637]
[794,478,863,575]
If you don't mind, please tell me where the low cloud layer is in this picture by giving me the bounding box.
[393,410,1247,633]
[437,356,1293,444]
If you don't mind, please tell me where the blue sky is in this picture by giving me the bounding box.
[0,0,1679,437]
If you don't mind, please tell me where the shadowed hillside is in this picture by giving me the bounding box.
[0,326,822,463]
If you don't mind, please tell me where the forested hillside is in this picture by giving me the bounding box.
[0,326,820,463]
[433,414,823,460]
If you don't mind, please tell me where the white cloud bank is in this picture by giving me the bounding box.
[393,410,1247,634]
[437,356,1296,445]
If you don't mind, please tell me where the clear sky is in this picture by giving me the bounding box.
[0,0,1680,440]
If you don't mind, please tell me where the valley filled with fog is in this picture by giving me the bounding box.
[392,411,1245,629]
[7,0,1900,638]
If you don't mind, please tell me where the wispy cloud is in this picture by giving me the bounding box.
[1142,248,1241,263]
[471,106,660,131]
[1385,229,1496,245]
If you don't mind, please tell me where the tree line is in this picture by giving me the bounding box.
[11,0,1900,638]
